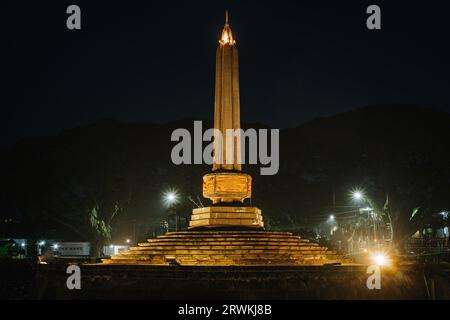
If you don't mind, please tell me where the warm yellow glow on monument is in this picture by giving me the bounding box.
[219,11,235,45]
[221,32,230,44]
[220,28,234,45]
[97,13,344,268]
[99,13,346,268]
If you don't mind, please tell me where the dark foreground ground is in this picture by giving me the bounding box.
[1,259,450,299]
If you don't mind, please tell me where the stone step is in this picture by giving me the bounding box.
[148,237,308,243]
[124,249,327,255]
[157,231,300,239]
[138,242,316,248]
[102,259,342,266]
[139,242,312,248]
[135,246,321,251]
[111,253,331,260]
[103,254,342,265]
[148,236,309,241]
[130,245,324,251]
[131,248,325,253]
[101,258,335,266]
[165,231,293,236]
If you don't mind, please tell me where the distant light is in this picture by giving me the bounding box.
[126,239,131,244]
[21,243,25,247]
[53,244,58,250]
[163,189,179,207]
[109,244,114,249]
[363,248,368,253]
[167,193,176,202]
[352,190,364,201]
[372,253,389,266]
[39,241,45,246]
[329,214,335,220]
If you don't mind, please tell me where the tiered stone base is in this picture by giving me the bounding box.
[189,206,264,229]
[101,231,345,266]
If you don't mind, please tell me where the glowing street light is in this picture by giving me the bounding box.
[53,244,59,250]
[349,188,379,244]
[351,190,364,202]
[126,239,131,244]
[329,214,335,221]
[167,193,176,202]
[163,189,179,207]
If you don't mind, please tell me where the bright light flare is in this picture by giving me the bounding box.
[350,188,366,202]
[372,253,389,266]
[353,191,363,200]
[221,32,230,43]
[162,189,179,207]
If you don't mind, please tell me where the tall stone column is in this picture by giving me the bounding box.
[213,12,241,171]
[189,12,264,230]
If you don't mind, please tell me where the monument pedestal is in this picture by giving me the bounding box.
[101,230,347,266]
[189,206,264,229]
[193,171,262,229]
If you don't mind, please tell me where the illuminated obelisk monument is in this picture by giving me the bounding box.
[101,13,344,266]
[189,12,264,229]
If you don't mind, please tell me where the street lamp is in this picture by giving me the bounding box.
[167,193,176,202]
[163,189,179,207]
[351,190,365,202]
[350,188,379,246]
[163,189,181,231]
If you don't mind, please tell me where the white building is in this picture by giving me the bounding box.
[56,242,90,256]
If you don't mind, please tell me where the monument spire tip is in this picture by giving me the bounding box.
[220,10,234,45]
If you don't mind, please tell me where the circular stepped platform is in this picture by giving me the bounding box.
[101,231,347,266]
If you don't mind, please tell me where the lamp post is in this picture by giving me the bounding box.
[350,189,378,246]
[163,190,180,231]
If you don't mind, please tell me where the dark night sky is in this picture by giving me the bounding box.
[3,0,450,146]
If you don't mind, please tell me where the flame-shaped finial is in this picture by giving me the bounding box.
[220,10,235,45]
